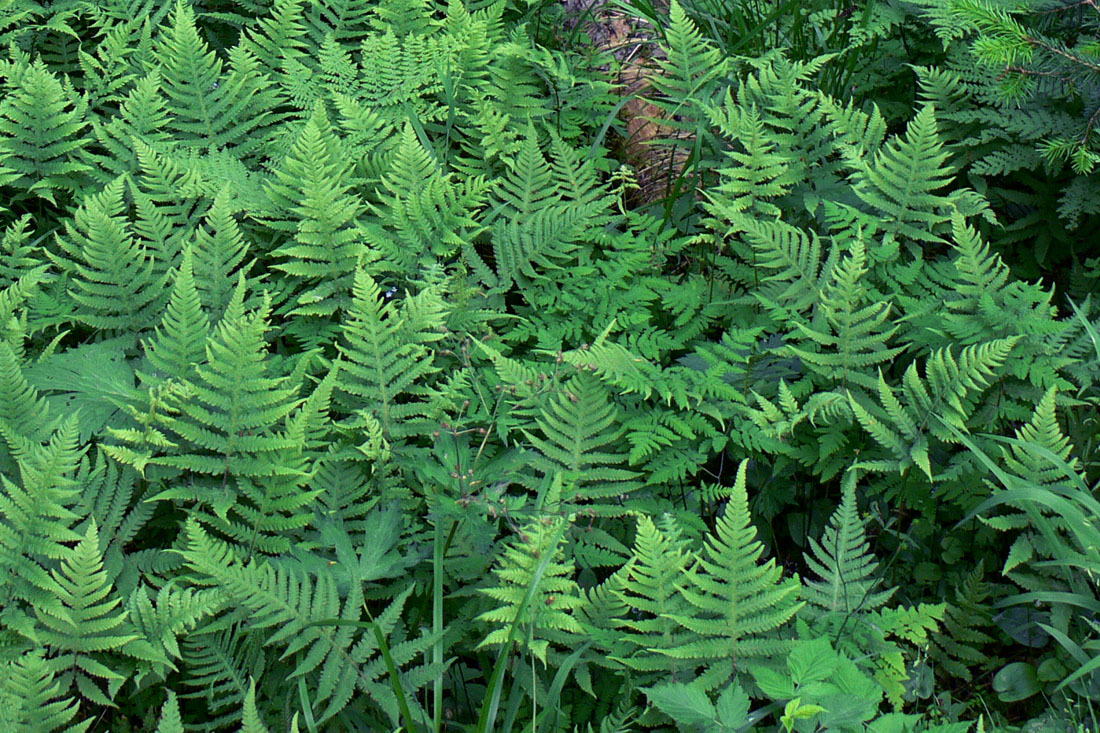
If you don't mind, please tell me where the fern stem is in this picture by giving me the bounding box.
[433,513,445,733]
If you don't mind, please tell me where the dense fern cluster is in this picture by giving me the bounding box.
[0,0,1098,729]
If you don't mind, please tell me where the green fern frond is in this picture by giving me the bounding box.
[703,95,799,221]
[739,217,830,316]
[648,0,726,114]
[1002,387,1081,486]
[0,415,84,621]
[155,690,184,733]
[928,561,999,681]
[335,269,447,442]
[35,521,148,706]
[849,338,1018,478]
[487,129,588,289]
[851,104,987,245]
[241,0,309,74]
[477,512,584,665]
[240,678,271,733]
[157,1,282,154]
[523,373,642,508]
[181,521,427,725]
[87,71,172,183]
[370,123,488,274]
[663,460,802,690]
[787,239,905,393]
[803,472,895,616]
[127,582,219,678]
[264,103,366,318]
[611,514,696,680]
[50,176,169,338]
[147,285,302,481]
[0,59,90,204]
[0,340,57,448]
[180,625,266,730]
[190,188,255,321]
[143,247,210,384]
[0,651,89,732]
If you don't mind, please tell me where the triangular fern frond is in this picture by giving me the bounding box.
[477,511,584,666]
[35,521,145,706]
[0,59,91,204]
[0,651,89,732]
[611,514,696,681]
[335,269,446,443]
[663,460,802,690]
[522,373,642,509]
[802,471,895,617]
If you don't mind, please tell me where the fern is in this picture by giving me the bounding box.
[263,103,366,320]
[34,521,147,707]
[0,58,91,204]
[802,472,895,618]
[156,1,282,156]
[181,520,432,726]
[477,510,585,666]
[0,651,89,732]
[928,561,999,681]
[787,238,905,394]
[523,373,642,510]
[86,71,172,183]
[179,625,266,730]
[610,514,697,682]
[662,460,803,690]
[0,416,85,623]
[155,690,184,733]
[850,104,990,247]
[848,338,1019,480]
[484,129,594,290]
[370,123,488,277]
[142,246,210,384]
[190,188,255,322]
[50,176,169,339]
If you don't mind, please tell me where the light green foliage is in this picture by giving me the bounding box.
[477,510,585,665]
[34,521,149,705]
[264,103,367,319]
[611,514,696,680]
[663,461,803,690]
[50,177,170,339]
[0,651,90,732]
[0,59,91,204]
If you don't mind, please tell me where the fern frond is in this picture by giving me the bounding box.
[523,373,641,508]
[50,176,169,338]
[663,460,802,690]
[0,59,90,204]
[181,521,427,725]
[611,514,696,681]
[0,415,85,620]
[477,511,584,665]
[928,562,999,681]
[802,472,895,616]
[487,129,588,289]
[263,102,366,318]
[0,651,89,732]
[851,105,984,245]
[35,521,147,706]
[335,269,447,442]
[143,246,210,384]
[157,0,282,155]
[787,239,905,393]
[190,188,255,322]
